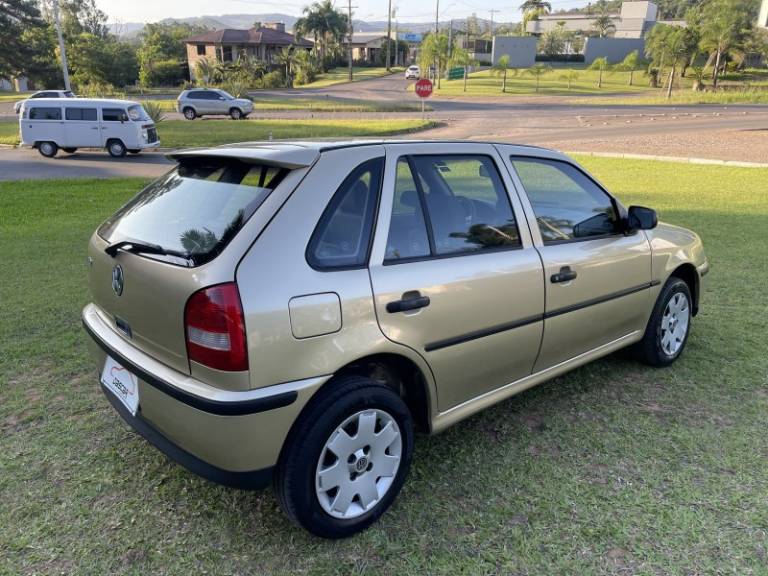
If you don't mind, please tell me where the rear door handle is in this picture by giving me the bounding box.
[551,266,577,284]
[386,292,430,313]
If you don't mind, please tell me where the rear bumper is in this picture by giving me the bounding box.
[82,303,329,484]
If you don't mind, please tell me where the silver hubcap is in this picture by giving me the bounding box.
[661,292,690,356]
[185,110,194,119]
[41,143,53,155]
[315,409,402,520]
[110,143,122,155]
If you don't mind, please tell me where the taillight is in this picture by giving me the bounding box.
[185,283,248,371]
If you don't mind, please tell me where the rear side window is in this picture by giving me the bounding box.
[102,108,127,121]
[384,158,430,261]
[98,158,289,267]
[65,107,97,121]
[29,107,61,120]
[307,158,383,270]
[511,157,619,243]
[387,155,521,260]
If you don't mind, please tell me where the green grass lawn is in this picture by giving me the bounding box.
[2,158,768,574]
[584,90,768,106]
[300,66,404,89]
[430,67,653,97]
[0,92,30,102]
[149,95,424,113]
[0,118,435,148]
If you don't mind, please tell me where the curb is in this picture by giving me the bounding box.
[567,151,768,168]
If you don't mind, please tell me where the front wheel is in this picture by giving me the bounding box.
[229,107,243,120]
[106,139,127,158]
[183,107,197,120]
[38,141,58,158]
[275,376,414,539]
[634,277,692,366]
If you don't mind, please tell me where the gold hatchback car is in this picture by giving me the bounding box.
[83,141,708,537]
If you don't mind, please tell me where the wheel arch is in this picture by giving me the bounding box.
[669,262,699,316]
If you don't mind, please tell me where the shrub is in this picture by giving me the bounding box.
[260,70,285,89]
[142,101,166,123]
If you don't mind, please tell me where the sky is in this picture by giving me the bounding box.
[96,0,591,24]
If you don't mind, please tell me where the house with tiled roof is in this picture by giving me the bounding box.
[185,22,312,78]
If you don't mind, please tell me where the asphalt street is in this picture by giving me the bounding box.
[2,73,767,180]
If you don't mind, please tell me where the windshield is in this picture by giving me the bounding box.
[64,91,75,97]
[98,158,290,266]
[127,104,150,121]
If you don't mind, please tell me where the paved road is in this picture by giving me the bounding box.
[2,73,767,179]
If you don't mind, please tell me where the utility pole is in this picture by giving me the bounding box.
[347,0,354,81]
[51,0,71,91]
[386,0,392,71]
[395,20,399,66]
[448,19,453,60]
[489,9,499,37]
[435,0,439,34]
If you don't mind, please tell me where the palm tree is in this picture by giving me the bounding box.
[526,63,552,93]
[589,0,615,38]
[194,57,215,86]
[492,55,517,93]
[588,56,610,88]
[519,0,551,12]
[449,46,477,92]
[294,0,348,69]
[275,46,299,87]
[616,50,643,86]
[558,69,580,90]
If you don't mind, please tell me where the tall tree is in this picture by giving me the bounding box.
[588,56,611,87]
[0,0,44,79]
[589,0,615,37]
[294,0,348,69]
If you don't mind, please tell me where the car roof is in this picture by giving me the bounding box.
[168,140,570,169]
[21,97,140,106]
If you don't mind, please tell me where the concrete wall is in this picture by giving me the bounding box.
[187,44,218,80]
[583,37,645,64]
[759,0,768,28]
[491,36,537,67]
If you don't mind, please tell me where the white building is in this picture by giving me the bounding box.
[759,0,768,28]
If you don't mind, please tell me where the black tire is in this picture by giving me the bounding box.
[37,141,58,158]
[229,107,243,120]
[106,139,127,158]
[62,147,77,154]
[634,277,692,367]
[275,375,414,539]
[128,149,141,155]
[183,107,197,120]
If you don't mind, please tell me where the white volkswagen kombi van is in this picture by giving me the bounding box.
[19,98,160,158]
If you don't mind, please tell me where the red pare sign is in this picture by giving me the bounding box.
[414,78,433,98]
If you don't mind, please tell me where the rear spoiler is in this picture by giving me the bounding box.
[168,144,320,170]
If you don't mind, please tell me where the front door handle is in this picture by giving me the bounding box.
[386,291,430,313]
[551,266,577,284]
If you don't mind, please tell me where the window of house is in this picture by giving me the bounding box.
[511,157,619,243]
[222,46,233,62]
[196,45,206,56]
[307,158,384,269]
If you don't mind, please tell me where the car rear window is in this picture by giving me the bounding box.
[98,157,290,267]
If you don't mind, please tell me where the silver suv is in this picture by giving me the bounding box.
[83,140,707,538]
[177,88,254,120]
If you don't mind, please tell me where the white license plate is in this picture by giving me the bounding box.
[101,356,139,416]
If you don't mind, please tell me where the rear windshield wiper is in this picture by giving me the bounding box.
[104,239,190,262]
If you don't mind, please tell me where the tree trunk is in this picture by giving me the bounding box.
[463,65,468,92]
[502,69,506,92]
[712,48,721,89]
[628,69,633,86]
[597,68,602,88]
[666,62,676,100]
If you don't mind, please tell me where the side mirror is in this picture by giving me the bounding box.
[627,205,658,231]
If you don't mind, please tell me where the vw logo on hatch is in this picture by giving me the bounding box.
[111,264,124,296]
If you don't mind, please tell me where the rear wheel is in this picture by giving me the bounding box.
[106,139,127,158]
[275,376,414,539]
[229,107,243,120]
[183,107,197,120]
[62,147,77,154]
[635,277,692,366]
[38,141,58,158]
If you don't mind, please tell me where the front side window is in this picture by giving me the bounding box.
[29,107,61,120]
[65,107,97,121]
[392,155,521,258]
[102,108,128,122]
[511,157,619,244]
[98,157,289,267]
[307,158,383,269]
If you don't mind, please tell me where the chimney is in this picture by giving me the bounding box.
[265,22,285,33]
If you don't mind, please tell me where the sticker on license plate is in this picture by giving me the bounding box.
[101,356,139,416]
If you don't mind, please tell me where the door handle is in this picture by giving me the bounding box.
[386,291,430,313]
[551,266,577,284]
